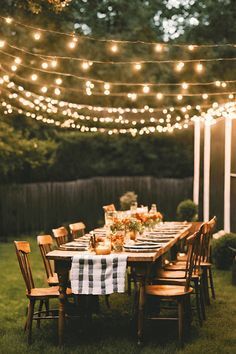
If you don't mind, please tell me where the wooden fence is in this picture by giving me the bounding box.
[0,176,193,239]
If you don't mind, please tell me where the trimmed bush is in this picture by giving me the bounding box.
[176,199,198,222]
[212,233,236,269]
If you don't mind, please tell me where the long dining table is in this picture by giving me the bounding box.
[46,222,192,345]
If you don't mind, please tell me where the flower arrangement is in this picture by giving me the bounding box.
[110,218,125,233]
[135,211,163,228]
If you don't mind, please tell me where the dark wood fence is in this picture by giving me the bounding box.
[0,176,193,239]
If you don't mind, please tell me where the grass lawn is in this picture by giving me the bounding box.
[0,236,236,354]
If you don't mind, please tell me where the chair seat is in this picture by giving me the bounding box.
[157,269,200,280]
[146,284,193,297]
[200,261,212,267]
[164,263,187,271]
[28,286,72,298]
[47,273,59,286]
[177,253,187,261]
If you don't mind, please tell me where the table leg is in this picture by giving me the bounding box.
[137,275,145,345]
[55,260,70,346]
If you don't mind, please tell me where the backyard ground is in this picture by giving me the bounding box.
[0,236,235,354]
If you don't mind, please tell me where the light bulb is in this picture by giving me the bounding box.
[177,95,183,101]
[55,78,62,85]
[155,44,163,52]
[143,85,150,93]
[81,61,90,70]
[31,74,38,81]
[51,60,58,68]
[175,61,185,72]
[33,32,41,40]
[188,45,195,51]
[182,82,188,90]
[104,83,110,90]
[14,57,22,64]
[221,82,227,88]
[41,86,48,93]
[104,90,110,95]
[68,41,76,49]
[110,44,118,53]
[215,81,221,87]
[195,63,203,73]
[0,40,5,48]
[202,93,208,99]
[41,62,48,69]
[54,88,61,95]
[5,17,13,24]
[134,63,142,71]
[156,93,163,100]
[11,65,17,71]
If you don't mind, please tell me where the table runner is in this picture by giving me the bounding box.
[70,253,128,295]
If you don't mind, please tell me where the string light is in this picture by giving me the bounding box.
[55,78,62,85]
[5,17,12,24]
[41,62,49,69]
[54,88,61,95]
[81,61,90,70]
[41,86,48,93]
[0,40,5,48]
[134,63,142,71]
[177,94,183,101]
[156,93,163,100]
[11,65,17,72]
[195,63,204,73]
[175,62,185,72]
[202,93,208,99]
[142,85,150,93]
[188,45,195,51]
[215,81,221,87]
[155,44,163,52]
[31,74,38,81]
[33,32,41,40]
[182,82,189,90]
[14,57,21,64]
[50,60,58,68]
[110,44,118,53]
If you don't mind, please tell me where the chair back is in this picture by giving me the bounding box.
[69,222,86,240]
[14,241,34,294]
[103,204,116,212]
[200,216,217,263]
[52,226,68,247]
[184,230,201,292]
[37,235,54,278]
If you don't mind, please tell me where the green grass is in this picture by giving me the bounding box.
[1,236,236,354]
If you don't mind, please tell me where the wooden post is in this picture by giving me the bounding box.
[193,118,201,206]
[203,121,211,222]
[224,116,232,233]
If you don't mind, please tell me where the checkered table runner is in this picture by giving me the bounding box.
[70,254,128,295]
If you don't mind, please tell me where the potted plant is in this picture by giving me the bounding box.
[120,191,138,210]
[176,199,198,222]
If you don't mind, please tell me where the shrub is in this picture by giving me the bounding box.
[176,199,198,221]
[120,191,137,210]
[212,233,236,269]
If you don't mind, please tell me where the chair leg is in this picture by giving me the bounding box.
[194,279,202,326]
[208,267,216,300]
[178,300,184,348]
[202,268,210,305]
[199,279,206,321]
[24,305,29,332]
[37,300,44,329]
[45,299,50,316]
[27,299,35,344]
[127,271,132,296]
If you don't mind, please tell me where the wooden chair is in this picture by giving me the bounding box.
[145,231,199,347]
[14,241,71,344]
[69,222,86,240]
[37,235,58,286]
[154,227,205,326]
[102,204,116,212]
[52,226,68,247]
[199,216,217,304]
